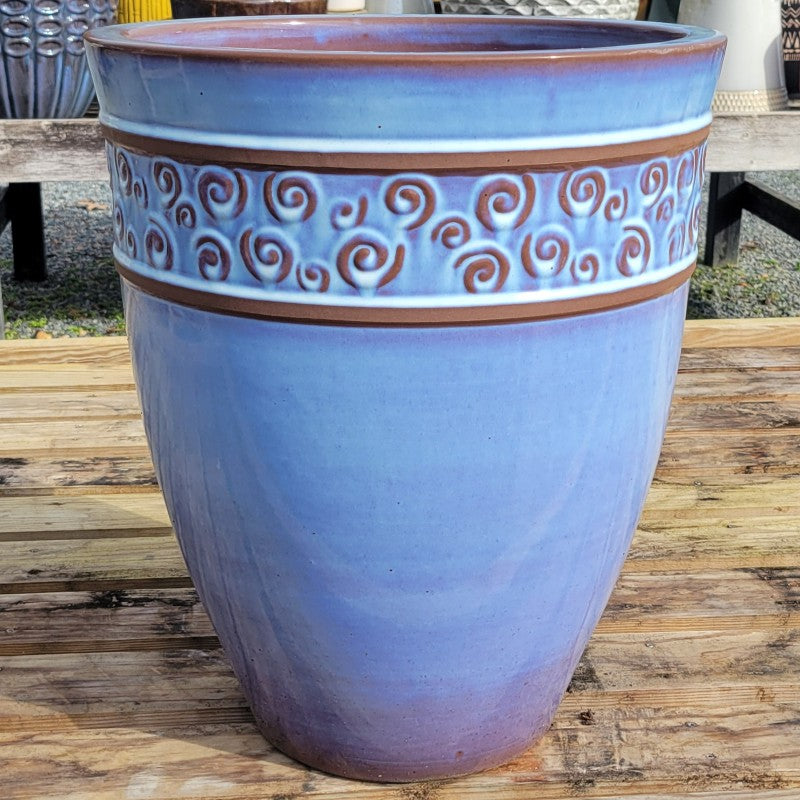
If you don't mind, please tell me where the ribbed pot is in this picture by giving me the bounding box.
[85,16,725,782]
[0,0,115,118]
[783,0,800,97]
[440,0,639,18]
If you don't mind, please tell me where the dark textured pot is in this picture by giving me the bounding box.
[85,16,725,782]
[783,0,800,97]
[171,0,325,16]
[0,0,115,118]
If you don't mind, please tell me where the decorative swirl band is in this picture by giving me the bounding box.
[108,136,706,326]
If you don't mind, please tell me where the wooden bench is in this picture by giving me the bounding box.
[0,318,799,798]
[3,112,800,282]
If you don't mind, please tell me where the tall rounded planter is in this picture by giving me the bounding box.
[0,0,115,118]
[85,17,725,782]
[679,0,787,112]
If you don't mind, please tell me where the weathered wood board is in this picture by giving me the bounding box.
[3,113,800,183]
[0,320,799,800]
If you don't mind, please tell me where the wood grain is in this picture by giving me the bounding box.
[2,113,800,184]
[0,321,799,800]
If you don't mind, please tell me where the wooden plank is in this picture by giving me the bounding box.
[673,370,800,401]
[666,400,800,432]
[0,419,147,455]
[679,347,800,372]
[0,391,141,422]
[658,430,800,474]
[0,336,130,366]
[0,493,169,536]
[0,118,108,183]
[0,367,135,393]
[2,111,800,183]
[0,453,156,494]
[705,111,800,172]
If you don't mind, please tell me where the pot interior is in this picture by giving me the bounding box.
[96,16,697,57]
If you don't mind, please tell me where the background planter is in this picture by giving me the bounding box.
[783,0,800,98]
[0,0,115,118]
[85,16,725,782]
[440,0,639,17]
[171,0,325,17]
[679,0,788,112]
[115,0,169,23]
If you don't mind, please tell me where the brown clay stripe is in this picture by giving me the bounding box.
[101,125,710,172]
[116,261,696,327]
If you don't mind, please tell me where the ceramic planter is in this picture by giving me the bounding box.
[115,0,170,24]
[441,0,639,17]
[783,0,800,98]
[0,0,114,118]
[679,0,788,112]
[85,16,725,782]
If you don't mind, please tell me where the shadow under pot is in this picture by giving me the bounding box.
[84,16,725,783]
[0,0,115,118]
[171,0,325,15]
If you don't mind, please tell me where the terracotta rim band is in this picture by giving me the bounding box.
[102,125,710,172]
[116,261,696,327]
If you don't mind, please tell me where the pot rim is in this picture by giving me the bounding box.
[84,15,724,65]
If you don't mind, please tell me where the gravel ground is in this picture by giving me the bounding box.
[2,172,800,339]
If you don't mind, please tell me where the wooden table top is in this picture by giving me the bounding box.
[0,318,798,800]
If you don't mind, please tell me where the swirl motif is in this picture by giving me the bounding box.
[197,168,247,221]
[265,172,318,224]
[331,196,368,231]
[639,160,669,208]
[196,233,232,282]
[297,262,331,293]
[133,179,148,210]
[113,203,124,246]
[431,215,471,250]
[689,200,702,248]
[153,160,182,210]
[476,174,535,231]
[116,150,133,197]
[616,224,652,277]
[676,151,697,198]
[453,245,510,293]
[144,217,174,271]
[384,176,436,231]
[668,219,687,263]
[336,231,405,292]
[521,228,571,279]
[125,227,137,259]
[604,189,629,222]
[570,251,600,283]
[239,228,294,285]
[559,169,607,217]
[656,195,675,223]
[175,202,197,229]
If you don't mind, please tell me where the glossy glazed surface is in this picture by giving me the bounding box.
[85,17,725,155]
[125,280,688,781]
[87,16,725,781]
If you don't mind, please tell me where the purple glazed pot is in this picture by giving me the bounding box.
[85,17,725,782]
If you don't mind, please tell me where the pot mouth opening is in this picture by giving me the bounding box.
[85,16,722,62]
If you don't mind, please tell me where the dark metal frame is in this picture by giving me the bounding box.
[704,172,800,266]
[0,182,47,282]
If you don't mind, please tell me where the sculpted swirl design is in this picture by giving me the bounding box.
[108,141,706,310]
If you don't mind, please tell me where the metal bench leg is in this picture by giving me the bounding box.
[8,182,47,282]
[704,172,746,267]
